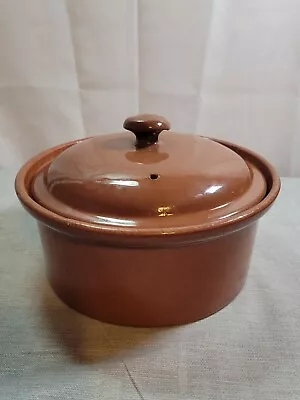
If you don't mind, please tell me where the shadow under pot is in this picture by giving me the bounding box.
[15,114,280,327]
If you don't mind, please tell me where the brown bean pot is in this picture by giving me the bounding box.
[15,114,280,327]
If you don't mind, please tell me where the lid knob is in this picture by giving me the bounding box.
[123,114,171,148]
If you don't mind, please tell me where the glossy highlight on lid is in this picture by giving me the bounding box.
[30,114,267,232]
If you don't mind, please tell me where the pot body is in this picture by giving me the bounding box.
[38,221,258,327]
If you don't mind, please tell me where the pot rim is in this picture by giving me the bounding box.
[15,137,281,244]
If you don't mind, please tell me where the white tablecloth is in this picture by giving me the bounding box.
[1,171,299,400]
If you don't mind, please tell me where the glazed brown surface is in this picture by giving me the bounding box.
[123,113,170,148]
[39,222,257,327]
[15,114,280,326]
[31,117,266,233]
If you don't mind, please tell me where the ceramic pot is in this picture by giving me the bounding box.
[15,114,280,327]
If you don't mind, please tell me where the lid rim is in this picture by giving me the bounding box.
[15,138,280,244]
[30,131,267,228]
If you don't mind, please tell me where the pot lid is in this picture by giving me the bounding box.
[31,114,267,232]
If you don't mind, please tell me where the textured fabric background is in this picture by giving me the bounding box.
[1,1,300,397]
[0,0,299,175]
[1,171,299,399]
